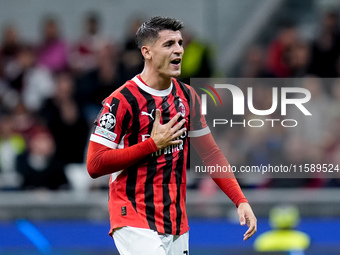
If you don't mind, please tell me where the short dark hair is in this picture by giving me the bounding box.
[135,16,184,49]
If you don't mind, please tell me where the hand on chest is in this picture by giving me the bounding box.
[139,95,189,133]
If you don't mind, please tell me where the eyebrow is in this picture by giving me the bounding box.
[163,40,174,45]
[162,39,183,46]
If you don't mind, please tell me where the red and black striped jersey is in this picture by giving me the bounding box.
[90,75,209,235]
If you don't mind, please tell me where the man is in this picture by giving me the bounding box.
[87,16,257,255]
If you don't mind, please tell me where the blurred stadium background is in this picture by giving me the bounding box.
[1,0,340,254]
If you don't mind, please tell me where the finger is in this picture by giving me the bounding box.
[172,127,187,140]
[171,119,186,132]
[243,227,256,241]
[154,109,161,123]
[168,140,183,146]
[244,224,255,237]
[243,221,257,241]
[166,112,182,127]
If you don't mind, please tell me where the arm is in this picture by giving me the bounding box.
[190,133,257,240]
[87,138,158,178]
[87,110,186,178]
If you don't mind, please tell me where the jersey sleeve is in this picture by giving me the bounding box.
[190,132,248,207]
[90,96,131,149]
[188,87,210,138]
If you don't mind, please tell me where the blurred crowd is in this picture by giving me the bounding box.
[220,10,340,190]
[0,9,340,192]
[0,12,144,190]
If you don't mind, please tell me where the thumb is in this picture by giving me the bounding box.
[154,109,161,123]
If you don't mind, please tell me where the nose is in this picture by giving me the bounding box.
[174,43,184,55]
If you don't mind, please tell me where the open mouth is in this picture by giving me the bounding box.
[170,59,181,65]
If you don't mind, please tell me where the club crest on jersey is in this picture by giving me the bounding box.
[99,113,116,130]
[178,100,186,117]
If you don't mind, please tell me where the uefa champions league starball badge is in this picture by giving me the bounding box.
[100,113,116,130]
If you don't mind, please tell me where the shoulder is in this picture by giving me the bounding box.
[172,78,199,99]
[102,79,139,113]
[172,78,196,94]
[109,79,140,100]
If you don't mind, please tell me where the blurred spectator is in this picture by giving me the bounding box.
[288,41,311,77]
[69,11,111,75]
[40,71,89,164]
[254,205,310,252]
[239,45,275,78]
[180,30,213,84]
[0,63,18,112]
[16,126,68,190]
[77,44,123,122]
[37,16,68,73]
[0,24,22,80]
[267,22,298,77]
[324,81,340,186]
[269,135,315,188]
[288,76,331,145]
[1,24,21,62]
[309,11,340,77]
[11,102,38,141]
[242,114,283,188]
[120,16,144,80]
[326,141,340,187]
[9,44,55,112]
[0,113,25,190]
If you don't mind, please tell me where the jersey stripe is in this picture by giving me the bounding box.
[176,79,204,131]
[161,98,173,234]
[119,110,131,143]
[138,87,158,232]
[175,79,191,102]
[108,97,120,115]
[120,87,140,212]
[173,83,183,235]
[172,81,186,235]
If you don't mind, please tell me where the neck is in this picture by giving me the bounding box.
[140,67,172,90]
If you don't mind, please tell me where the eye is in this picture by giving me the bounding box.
[164,40,175,48]
[164,41,173,47]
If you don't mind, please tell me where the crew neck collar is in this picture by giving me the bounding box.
[132,75,173,97]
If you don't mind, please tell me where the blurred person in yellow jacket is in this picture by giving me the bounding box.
[254,205,310,253]
[180,30,213,84]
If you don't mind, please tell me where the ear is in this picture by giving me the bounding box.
[141,45,152,60]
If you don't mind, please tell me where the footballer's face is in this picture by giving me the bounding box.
[144,30,184,78]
